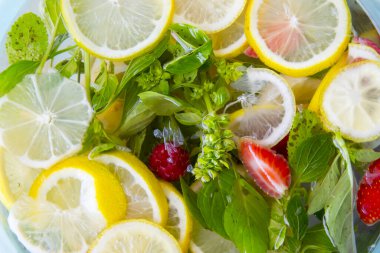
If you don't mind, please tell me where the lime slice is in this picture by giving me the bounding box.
[0,73,93,169]
[94,151,168,225]
[321,61,380,142]
[160,181,192,252]
[229,67,296,147]
[89,220,181,253]
[8,156,127,253]
[246,0,351,76]
[174,0,246,34]
[61,0,174,60]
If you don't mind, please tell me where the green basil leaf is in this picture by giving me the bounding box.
[92,63,119,112]
[41,0,67,35]
[302,224,337,253]
[180,178,208,228]
[49,33,71,59]
[6,13,48,64]
[308,155,341,214]
[55,58,78,78]
[88,143,116,159]
[139,91,185,116]
[291,134,336,183]
[268,201,287,250]
[211,86,231,110]
[170,23,210,47]
[286,195,308,241]
[0,61,39,97]
[128,129,146,158]
[175,112,202,126]
[224,179,269,253]
[348,147,380,163]
[117,100,156,137]
[164,40,213,74]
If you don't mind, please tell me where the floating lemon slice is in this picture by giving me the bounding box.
[0,73,93,169]
[174,0,246,34]
[211,7,247,58]
[246,0,351,76]
[347,43,380,63]
[8,157,127,253]
[229,67,296,147]
[89,220,181,253]
[160,181,192,252]
[321,61,380,142]
[61,0,174,60]
[94,151,168,225]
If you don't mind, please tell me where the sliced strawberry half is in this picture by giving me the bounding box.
[239,138,291,198]
[357,158,380,225]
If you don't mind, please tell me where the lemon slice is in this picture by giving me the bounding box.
[211,8,247,58]
[61,0,174,60]
[0,148,41,209]
[8,157,127,253]
[189,221,238,253]
[229,67,296,147]
[160,181,192,252]
[0,73,93,169]
[321,61,380,142]
[348,43,380,63]
[94,151,168,225]
[246,0,351,77]
[89,219,181,253]
[174,0,246,34]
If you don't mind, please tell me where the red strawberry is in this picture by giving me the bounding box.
[240,138,291,198]
[272,134,289,159]
[357,159,380,225]
[244,47,258,58]
[148,143,190,181]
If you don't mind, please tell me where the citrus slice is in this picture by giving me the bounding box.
[61,0,174,60]
[8,156,127,253]
[348,43,380,63]
[174,0,246,34]
[94,151,168,225]
[0,73,93,169]
[321,61,380,142]
[229,67,296,147]
[246,0,351,77]
[89,219,181,253]
[0,148,41,209]
[211,8,247,58]
[160,181,192,252]
[189,221,239,253]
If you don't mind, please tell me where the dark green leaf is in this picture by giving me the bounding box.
[117,100,156,137]
[89,143,116,159]
[308,155,341,214]
[6,13,48,64]
[288,110,324,162]
[41,0,67,35]
[0,61,39,97]
[139,91,185,116]
[180,178,208,228]
[302,224,337,253]
[268,201,287,250]
[169,23,210,47]
[175,112,202,126]
[224,180,269,253]
[286,195,308,241]
[291,134,336,183]
[349,147,380,163]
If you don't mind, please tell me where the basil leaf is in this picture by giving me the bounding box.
[88,143,116,159]
[41,0,66,35]
[6,13,48,64]
[175,112,202,126]
[286,195,308,241]
[224,179,269,253]
[92,63,119,112]
[302,224,337,253]
[128,129,146,158]
[0,61,39,97]
[291,134,336,183]
[180,178,208,228]
[170,23,210,47]
[139,91,185,116]
[55,58,79,78]
[349,147,380,163]
[308,155,340,214]
[268,201,287,250]
[117,100,156,137]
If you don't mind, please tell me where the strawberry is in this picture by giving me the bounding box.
[239,138,291,198]
[244,47,258,58]
[272,134,289,159]
[148,142,190,181]
[357,158,380,225]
